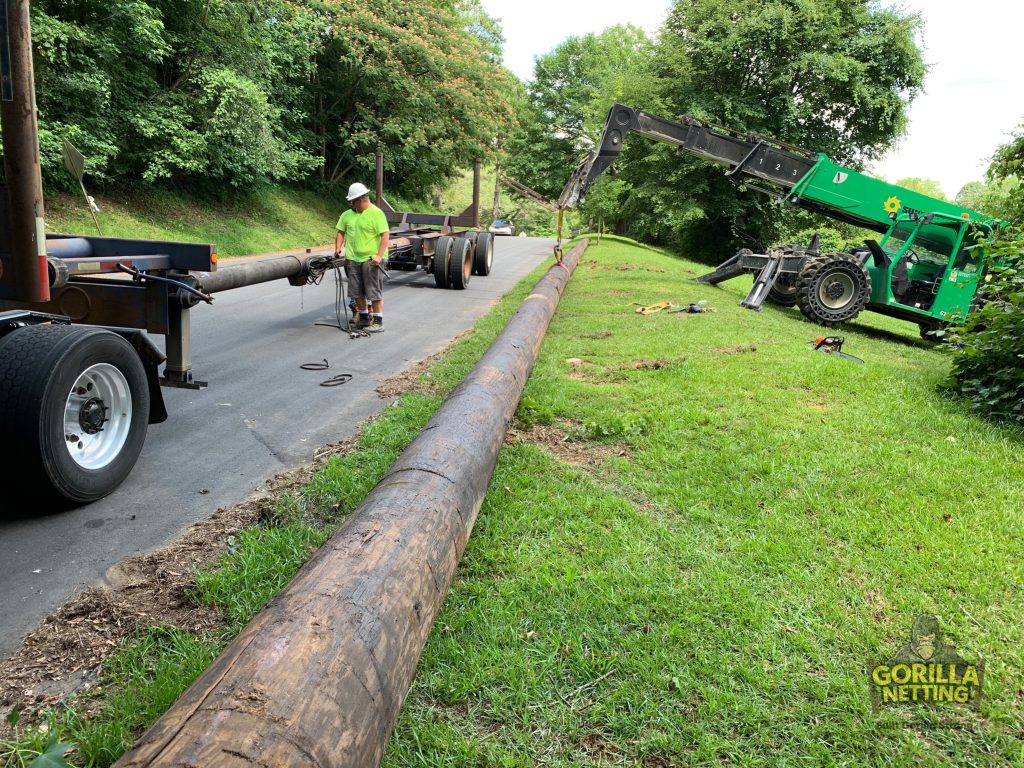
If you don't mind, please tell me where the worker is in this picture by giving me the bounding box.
[334,182,390,332]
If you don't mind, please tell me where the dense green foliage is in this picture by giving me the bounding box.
[20,0,513,197]
[955,177,1019,221]
[946,122,1024,424]
[945,227,1024,424]
[507,0,926,260]
[985,122,1024,222]
[310,0,515,195]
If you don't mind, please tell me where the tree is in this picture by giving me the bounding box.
[632,0,927,258]
[955,179,1019,221]
[19,0,515,196]
[986,121,1024,222]
[503,24,661,202]
[894,177,947,201]
[307,0,515,198]
[30,0,321,190]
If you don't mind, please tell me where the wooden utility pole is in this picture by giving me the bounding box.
[491,160,501,223]
[1,0,49,302]
[115,240,591,768]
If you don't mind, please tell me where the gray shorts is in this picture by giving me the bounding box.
[346,260,384,302]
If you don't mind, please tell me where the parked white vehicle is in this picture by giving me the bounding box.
[488,218,515,236]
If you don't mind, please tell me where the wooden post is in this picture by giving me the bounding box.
[374,152,384,208]
[491,160,501,225]
[115,240,591,768]
[472,157,481,229]
[1,0,49,303]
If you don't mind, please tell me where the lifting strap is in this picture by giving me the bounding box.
[554,209,565,263]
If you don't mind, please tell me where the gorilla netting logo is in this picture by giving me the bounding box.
[869,614,983,710]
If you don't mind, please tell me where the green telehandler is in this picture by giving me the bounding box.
[559,104,1004,338]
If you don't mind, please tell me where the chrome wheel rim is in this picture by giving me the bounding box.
[63,363,132,470]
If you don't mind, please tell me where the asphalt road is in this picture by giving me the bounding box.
[0,235,554,660]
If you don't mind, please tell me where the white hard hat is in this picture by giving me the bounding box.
[346,182,371,201]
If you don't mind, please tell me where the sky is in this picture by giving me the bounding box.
[479,0,1023,200]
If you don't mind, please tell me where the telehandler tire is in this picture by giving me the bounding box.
[796,254,870,327]
[0,324,150,508]
[767,273,799,307]
[765,244,802,307]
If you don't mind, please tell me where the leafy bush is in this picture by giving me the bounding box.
[945,226,1024,424]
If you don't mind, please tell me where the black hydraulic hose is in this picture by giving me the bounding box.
[116,264,213,304]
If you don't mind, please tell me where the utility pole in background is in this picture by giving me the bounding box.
[491,160,501,223]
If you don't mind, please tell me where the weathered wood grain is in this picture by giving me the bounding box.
[114,239,588,768]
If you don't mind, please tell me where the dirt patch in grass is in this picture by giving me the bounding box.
[375,332,470,398]
[0,441,355,729]
[713,344,759,355]
[506,423,631,467]
[580,733,623,761]
[578,331,613,340]
[624,359,670,370]
[584,259,666,274]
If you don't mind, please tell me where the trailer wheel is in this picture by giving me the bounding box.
[473,232,493,276]
[0,324,150,508]
[796,255,870,327]
[433,236,453,289]
[449,238,472,290]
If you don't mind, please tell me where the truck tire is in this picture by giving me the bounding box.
[433,236,453,289]
[796,254,870,327]
[473,232,493,276]
[0,324,150,508]
[448,237,472,290]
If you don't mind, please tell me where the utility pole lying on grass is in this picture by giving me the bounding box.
[115,240,589,768]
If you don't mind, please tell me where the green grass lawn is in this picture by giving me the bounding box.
[8,236,1021,767]
[375,236,1023,766]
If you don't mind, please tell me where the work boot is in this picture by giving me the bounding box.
[356,313,371,329]
[366,317,384,333]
